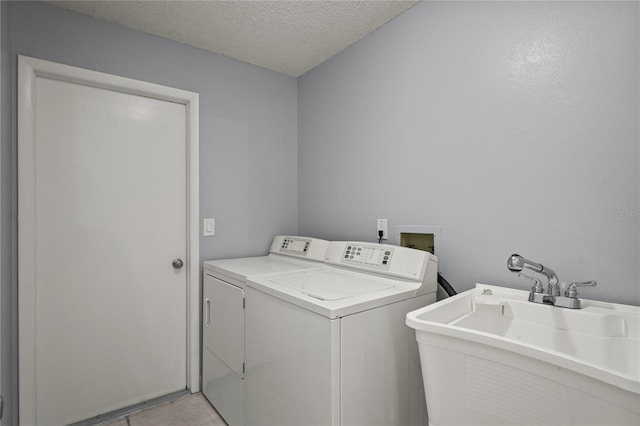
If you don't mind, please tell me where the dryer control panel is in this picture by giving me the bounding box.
[269,236,329,262]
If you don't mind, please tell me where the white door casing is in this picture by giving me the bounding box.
[18,56,199,424]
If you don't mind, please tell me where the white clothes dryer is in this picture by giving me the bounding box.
[245,241,438,426]
[202,236,329,425]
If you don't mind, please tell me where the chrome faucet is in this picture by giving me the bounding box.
[507,254,597,309]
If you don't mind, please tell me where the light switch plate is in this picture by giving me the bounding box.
[203,218,215,236]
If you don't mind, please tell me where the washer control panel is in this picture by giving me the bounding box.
[325,241,432,281]
[342,244,393,271]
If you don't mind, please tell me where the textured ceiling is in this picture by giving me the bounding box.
[48,0,419,77]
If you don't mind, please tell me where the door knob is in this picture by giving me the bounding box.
[172,258,184,269]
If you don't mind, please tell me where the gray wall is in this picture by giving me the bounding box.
[298,1,640,305]
[1,2,298,424]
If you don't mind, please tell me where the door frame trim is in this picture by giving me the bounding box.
[17,55,200,424]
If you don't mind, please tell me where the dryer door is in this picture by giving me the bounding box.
[203,275,245,378]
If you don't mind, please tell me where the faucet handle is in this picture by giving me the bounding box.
[566,280,597,298]
[518,272,544,293]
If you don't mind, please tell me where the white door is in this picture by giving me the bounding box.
[18,56,200,425]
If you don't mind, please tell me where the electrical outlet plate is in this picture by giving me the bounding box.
[376,218,388,240]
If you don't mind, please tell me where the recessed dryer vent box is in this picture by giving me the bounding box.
[394,225,441,261]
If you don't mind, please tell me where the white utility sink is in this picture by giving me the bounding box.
[406,284,640,425]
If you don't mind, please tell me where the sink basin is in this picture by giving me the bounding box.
[406,284,640,425]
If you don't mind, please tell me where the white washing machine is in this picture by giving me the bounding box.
[202,236,329,425]
[245,241,438,426]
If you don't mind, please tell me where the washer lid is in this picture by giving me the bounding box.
[271,270,394,301]
[248,266,422,318]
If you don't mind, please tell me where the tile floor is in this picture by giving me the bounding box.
[101,393,227,426]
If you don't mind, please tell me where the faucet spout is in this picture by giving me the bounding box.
[507,254,560,295]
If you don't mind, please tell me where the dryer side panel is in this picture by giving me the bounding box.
[203,274,245,426]
[204,275,245,378]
